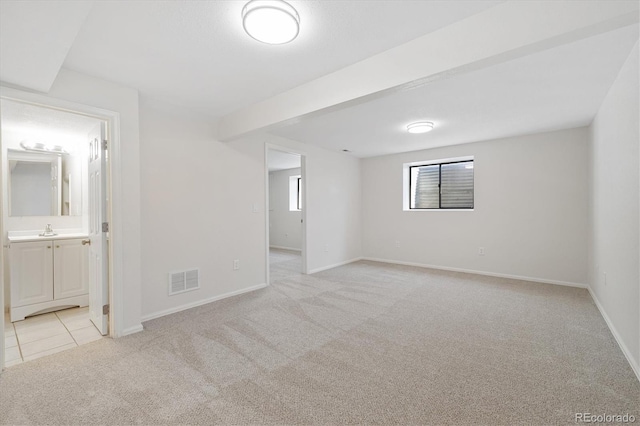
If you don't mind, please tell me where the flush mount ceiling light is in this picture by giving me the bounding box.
[406,122,434,134]
[242,0,300,45]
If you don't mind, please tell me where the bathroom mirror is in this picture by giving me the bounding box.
[7,149,80,217]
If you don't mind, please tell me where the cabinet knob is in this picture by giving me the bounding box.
[56,245,60,248]
[47,246,51,249]
[81,239,91,246]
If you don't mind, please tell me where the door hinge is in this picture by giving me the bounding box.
[103,304,110,315]
[102,222,109,232]
[102,139,108,150]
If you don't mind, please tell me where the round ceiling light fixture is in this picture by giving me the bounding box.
[406,121,434,134]
[242,0,300,45]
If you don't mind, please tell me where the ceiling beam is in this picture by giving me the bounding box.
[217,0,639,141]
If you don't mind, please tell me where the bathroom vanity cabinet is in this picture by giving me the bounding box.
[9,236,89,322]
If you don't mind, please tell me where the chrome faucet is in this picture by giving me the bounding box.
[39,224,57,237]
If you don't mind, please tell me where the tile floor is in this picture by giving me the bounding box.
[4,307,104,368]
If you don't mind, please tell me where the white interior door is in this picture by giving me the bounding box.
[88,123,109,335]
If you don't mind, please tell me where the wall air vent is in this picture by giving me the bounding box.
[169,269,200,295]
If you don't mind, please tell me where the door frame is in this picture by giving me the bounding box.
[0,87,124,369]
[265,143,308,284]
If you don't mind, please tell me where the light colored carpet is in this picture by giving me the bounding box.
[1,250,638,425]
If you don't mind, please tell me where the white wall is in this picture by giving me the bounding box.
[1,71,363,325]
[269,167,302,250]
[361,127,589,286]
[263,135,362,273]
[139,98,266,319]
[588,43,639,376]
[139,107,363,318]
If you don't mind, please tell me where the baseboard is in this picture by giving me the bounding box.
[361,257,588,288]
[308,257,363,274]
[120,324,144,337]
[141,283,268,323]
[269,245,302,252]
[587,287,640,382]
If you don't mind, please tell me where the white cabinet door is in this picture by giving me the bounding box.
[53,239,88,300]
[10,241,54,308]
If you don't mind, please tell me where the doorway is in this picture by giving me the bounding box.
[266,146,307,284]
[1,98,111,368]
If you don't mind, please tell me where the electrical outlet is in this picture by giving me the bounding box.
[395,240,400,248]
[252,204,258,213]
[233,259,240,270]
[478,247,485,256]
[324,244,329,252]
[285,233,288,238]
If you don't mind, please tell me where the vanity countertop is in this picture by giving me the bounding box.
[8,233,89,243]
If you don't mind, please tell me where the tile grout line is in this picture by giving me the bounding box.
[56,311,80,347]
[57,308,104,346]
[9,309,99,365]
[17,313,77,361]
[13,322,24,362]
[5,313,23,364]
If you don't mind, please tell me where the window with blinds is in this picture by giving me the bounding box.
[409,160,474,209]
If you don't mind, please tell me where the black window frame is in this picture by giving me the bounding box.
[409,159,474,210]
[296,177,302,210]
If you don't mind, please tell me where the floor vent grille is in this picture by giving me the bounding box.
[169,269,200,295]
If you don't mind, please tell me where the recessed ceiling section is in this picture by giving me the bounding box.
[269,24,639,158]
[62,0,502,118]
[0,0,93,92]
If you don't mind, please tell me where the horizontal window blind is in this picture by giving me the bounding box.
[410,160,474,209]
[412,165,439,209]
[441,161,474,208]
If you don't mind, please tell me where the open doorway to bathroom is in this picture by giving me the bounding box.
[266,147,307,284]
[1,98,110,368]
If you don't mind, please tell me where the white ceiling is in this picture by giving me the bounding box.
[1,99,101,150]
[0,1,92,92]
[270,24,640,157]
[61,0,502,118]
[268,150,300,172]
[0,1,637,159]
